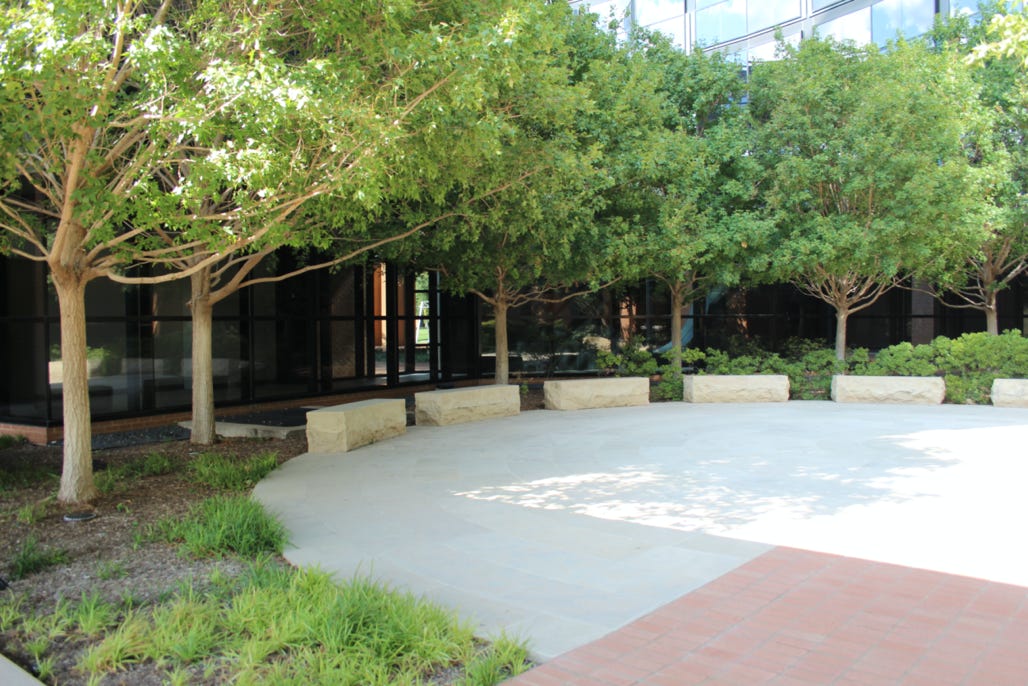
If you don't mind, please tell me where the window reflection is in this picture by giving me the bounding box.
[871,0,934,46]
[696,0,746,45]
[817,7,872,45]
[634,0,683,26]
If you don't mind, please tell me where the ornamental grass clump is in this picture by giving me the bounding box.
[151,495,287,558]
[76,562,530,685]
[188,451,279,492]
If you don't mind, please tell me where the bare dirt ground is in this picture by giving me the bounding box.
[0,389,547,684]
[0,431,307,685]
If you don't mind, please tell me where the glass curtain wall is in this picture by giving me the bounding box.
[0,253,471,426]
[575,1,968,55]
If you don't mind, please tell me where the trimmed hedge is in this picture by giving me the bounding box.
[598,331,1028,404]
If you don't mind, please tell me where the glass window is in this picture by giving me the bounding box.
[746,0,802,34]
[812,0,848,10]
[646,14,687,47]
[695,0,747,46]
[0,321,48,420]
[950,0,980,15]
[748,39,783,64]
[871,0,935,46]
[817,6,872,45]
[150,277,191,318]
[635,0,683,26]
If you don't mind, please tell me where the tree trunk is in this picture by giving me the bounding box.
[189,269,217,445]
[669,283,684,372]
[494,298,510,385]
[985,292,999,336]
[834,307,849,361]
[53,271,98,505]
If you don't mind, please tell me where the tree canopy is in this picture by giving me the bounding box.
[929,3,1028,334]
[615,33,768,369]
[0,0,583,500]
[749,37,983,358]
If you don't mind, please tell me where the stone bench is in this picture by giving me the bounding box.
[415,385,520,426]
[830,375,945,404]
[991,379,1028,408]
[306,398,406,453]
[543,377,649,410]
[683,374,790,403]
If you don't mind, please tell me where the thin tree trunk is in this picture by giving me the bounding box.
[53,271,98,504]
[494,298,510,385]
[834,307,849,361]
[985,292,999,336]
[669,283,684,372]
[189,268,217,445]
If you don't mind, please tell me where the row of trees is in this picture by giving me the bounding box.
[1,1,1026,503]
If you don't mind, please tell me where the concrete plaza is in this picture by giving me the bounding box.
[253,401,1028,680]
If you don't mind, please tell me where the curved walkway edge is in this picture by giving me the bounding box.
[253,401,1028,679]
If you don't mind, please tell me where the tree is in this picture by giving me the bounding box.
[402,7,663,385]
[619,34,768,370]
[0,0,275,503]
[0,0,556,500]
[749,37,981,359]
[122,0,566,445]
[930,4,1028,334]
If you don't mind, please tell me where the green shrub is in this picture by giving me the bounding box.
[151,495,287,558]
[653,371,683,401]
[188,452,278,492]
[860,341,937,377]
[595,338,659,378]
[138,452,176,477]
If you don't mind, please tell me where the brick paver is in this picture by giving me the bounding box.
[506,547,1028,685]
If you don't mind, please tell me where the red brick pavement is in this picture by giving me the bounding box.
[505,547,1028,686]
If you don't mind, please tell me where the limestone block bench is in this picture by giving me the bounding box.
[306,398,406,453]
[415,385,520,426]
[830,375,945,404]
[991,379,1028,408]
[543,377,649,410]
[683,374,790,403]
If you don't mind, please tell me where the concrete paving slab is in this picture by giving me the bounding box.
[253,401,1028,660]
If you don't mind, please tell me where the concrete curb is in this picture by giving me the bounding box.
[177,420,304,440]
[1,653,42,685]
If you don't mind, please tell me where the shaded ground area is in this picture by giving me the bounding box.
[0,430,307,684]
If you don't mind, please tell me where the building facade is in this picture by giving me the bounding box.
[572,1,987,57]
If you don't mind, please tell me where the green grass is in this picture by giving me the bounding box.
[0,434,27,450]
[3,561,530,685]
[10,535,69,579]
[15,496,54,524]
[94,451,179,494]
[74,562,529,684]
[150,495,288,558]
[188,451,278,492]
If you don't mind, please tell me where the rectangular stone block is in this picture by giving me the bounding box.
[306,398,406,453]
[415,385,520,426]
[683,375,790,403]
[543,377,649,410]
[830,375,945,404]
[991,379,1028,408]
